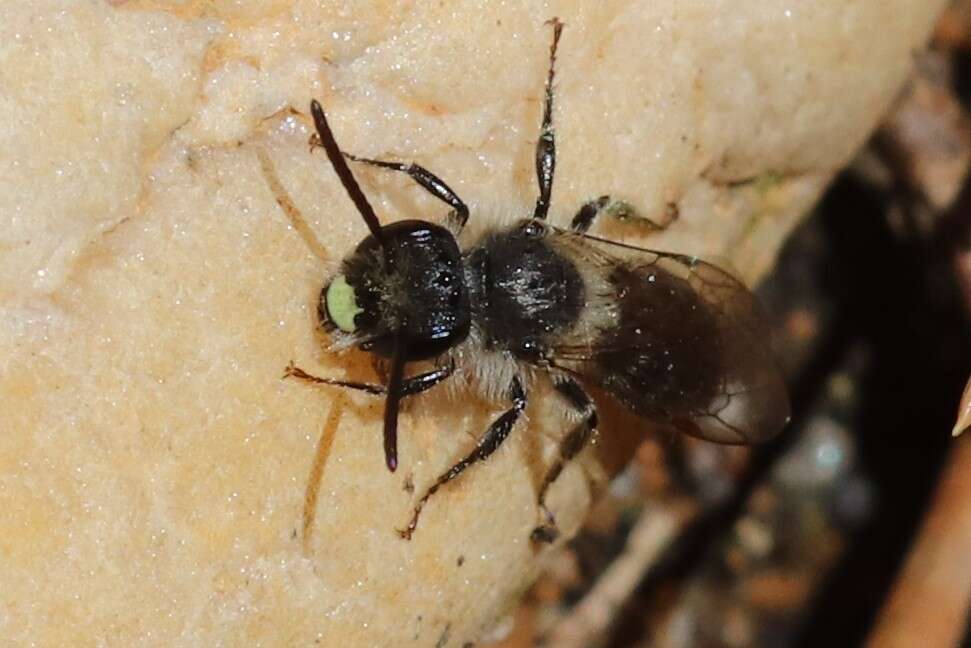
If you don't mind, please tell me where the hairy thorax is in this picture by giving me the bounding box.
[464,221,586,361]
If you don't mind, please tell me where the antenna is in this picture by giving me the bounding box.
[311,99,406,471]
[309,99,385,244]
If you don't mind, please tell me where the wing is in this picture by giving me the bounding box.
[548,227,790,445]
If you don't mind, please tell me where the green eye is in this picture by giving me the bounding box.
[325,275,363,333]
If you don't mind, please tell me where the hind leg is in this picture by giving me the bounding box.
[570,195,677,234]
[531,376,598,544]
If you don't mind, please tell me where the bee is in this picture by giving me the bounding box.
[285,18,790,543]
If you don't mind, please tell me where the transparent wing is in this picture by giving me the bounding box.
[549,227,790,444]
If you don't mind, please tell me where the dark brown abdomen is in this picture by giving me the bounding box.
[592,263,726,421]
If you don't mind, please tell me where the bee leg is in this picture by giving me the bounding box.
[342,154,470,232]
[283,360,454,397]
[570,195,611,233]
[530,376,597,544]
[570,195,676,234]
[398,376,527,540]
[532,18,564,222]
[400,361,456,396]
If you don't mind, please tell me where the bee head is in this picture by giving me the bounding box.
[320,219,471,361]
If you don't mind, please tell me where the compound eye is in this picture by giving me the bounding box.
[325,274,364,333]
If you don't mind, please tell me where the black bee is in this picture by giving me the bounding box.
[285,19,790,543]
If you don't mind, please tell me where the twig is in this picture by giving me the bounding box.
[544,499,696,648]
[953,375,971,437]
[865,434,971,647]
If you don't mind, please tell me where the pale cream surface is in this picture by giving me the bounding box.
[0,1,944,646]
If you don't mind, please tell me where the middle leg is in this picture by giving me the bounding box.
[398,376,527,540]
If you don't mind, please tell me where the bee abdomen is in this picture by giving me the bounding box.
[592,264,725,419]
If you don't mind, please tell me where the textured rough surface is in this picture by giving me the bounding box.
[0,1,945,646]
